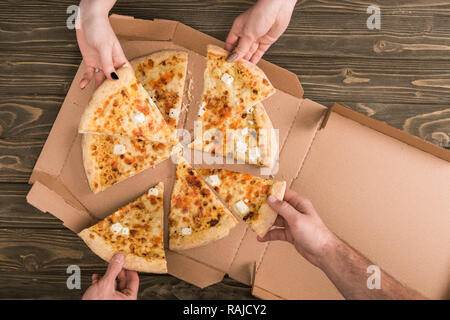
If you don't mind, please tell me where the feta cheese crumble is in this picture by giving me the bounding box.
[234,200,250,215]
[181,227,192,235]
[148,187,159,196]
[221,73,234,85]
[205,174,221,187]
[113,144,126,155]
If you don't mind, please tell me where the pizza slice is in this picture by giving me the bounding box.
[197,168,286,237]
[78,182,167,273]
[78,65,177,146]
[131,50,188,132]
[169,157,238,250]
[190,45,278,167]
[82,134,177,193]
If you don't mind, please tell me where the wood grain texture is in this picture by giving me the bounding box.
[0,0,449,299]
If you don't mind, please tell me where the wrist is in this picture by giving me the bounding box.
[314,230,340,269]
[80,0,114,21]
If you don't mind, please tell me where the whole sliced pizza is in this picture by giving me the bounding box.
[169,156,238,250]
[78,65,177,146]
[78,182,167,273]
[197,168,286,237]
[190,45,277,167]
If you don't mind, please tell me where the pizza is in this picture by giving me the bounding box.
[197,168,286,237]
[189,45,277,167]
[131,50,188,132]
[169,156,238,250]
[78,65,177,146]
[82,134,176,193]
[78,182,167,273]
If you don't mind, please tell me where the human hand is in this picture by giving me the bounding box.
[225,0,297,64]
[258,189,336,268]
[82,253,139,300]
[76,0,128,89]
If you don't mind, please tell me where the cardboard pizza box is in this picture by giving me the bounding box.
[26,15,450,299]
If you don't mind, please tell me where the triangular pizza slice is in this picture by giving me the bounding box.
[131,50,188,132]
[78,66,177,146]
[78,182,167,273]
[81,134,176,193]
[169,157,238,250]
[197,168,286,237]
[190,45,277,167]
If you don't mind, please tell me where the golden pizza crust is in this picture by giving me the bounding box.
[252,181,286,237]
[81,133,100,193]
[253,103,277,168]
[78,229,167,273]
[81,133,174,193]
[78,66,177,145]
[169,157,238,250]
[78,182,167,273]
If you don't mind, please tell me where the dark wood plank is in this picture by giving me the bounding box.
[0,184,64,228]
[0,228,254,299]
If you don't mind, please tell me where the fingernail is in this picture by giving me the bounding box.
[112,253,124,263]
[227,52,238,62]
[268,195,276,203]
[111,72,119,80]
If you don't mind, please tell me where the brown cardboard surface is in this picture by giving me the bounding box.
[254,106,450,300]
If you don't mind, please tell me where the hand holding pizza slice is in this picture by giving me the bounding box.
[78,182,167,273]
[197,168,286,237]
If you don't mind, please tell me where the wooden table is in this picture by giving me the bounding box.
[0,0,449,299]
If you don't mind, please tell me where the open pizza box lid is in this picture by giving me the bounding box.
[26,15,450,299]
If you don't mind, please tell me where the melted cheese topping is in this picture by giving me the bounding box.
[197,168,273,226]
[85,134,172,192]
[87,183,165,260]
[169,159,232,240]
[134,52,188,131]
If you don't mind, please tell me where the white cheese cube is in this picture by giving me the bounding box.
[169,108,181,119]
[131,111,146,124]
[181,227,192,235]
[248,120,254,125]
[147,187,159,196]
[221,73,234,85]
[120,227,130,236]
[205,174,221,187]
[110,222,123,234]
[236,140,248,153]
[198,107,206,117]
[234,200,249,215]
[113,144,126,155]
[249,147,261,162]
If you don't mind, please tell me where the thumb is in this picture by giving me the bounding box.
[103,253,125,282]
[267,195,302,227]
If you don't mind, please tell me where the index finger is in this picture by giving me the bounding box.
[225,31,239,52]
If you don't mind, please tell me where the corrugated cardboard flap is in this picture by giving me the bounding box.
[323,103,450,162]
[26,181,95,233]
